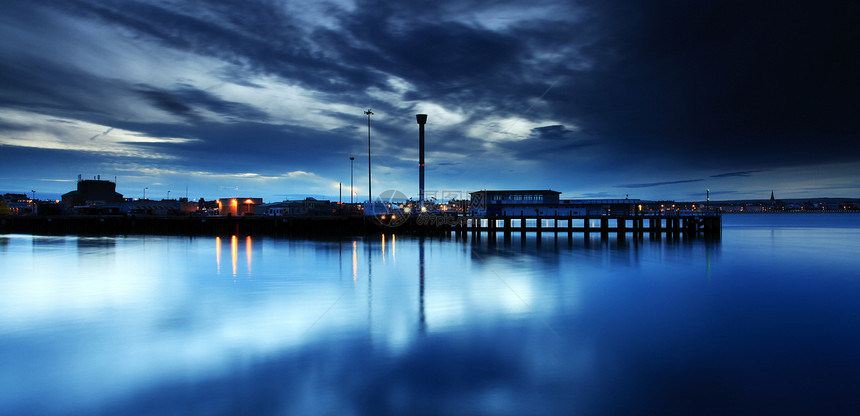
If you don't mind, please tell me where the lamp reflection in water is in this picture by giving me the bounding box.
[246,236,252,275]
[367,238,373,326]
[215,236,222,274]
[419,237,426,334]
[381,234,385,264]
[352,241,357,281]
[231,235,238,276]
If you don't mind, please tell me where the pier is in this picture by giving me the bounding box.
[411,212,721,239]
[0,212,720,239]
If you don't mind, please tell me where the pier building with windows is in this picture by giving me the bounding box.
[469,190,641,216]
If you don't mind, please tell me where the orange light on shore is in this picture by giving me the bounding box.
[244,199,254,204]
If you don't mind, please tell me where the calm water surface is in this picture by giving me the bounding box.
[1,214,859,415]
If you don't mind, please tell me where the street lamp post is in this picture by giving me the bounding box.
[365,109,373,203]
[167,190,171,200]
[350,157,355,204]
[143,187,148,200]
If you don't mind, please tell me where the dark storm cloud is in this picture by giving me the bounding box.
[1,0,857,199]
[542,0,860,169]
[616,179,703,189]
[51,0,383,94]
[0,57,124,122]
[44,0,551,116]
[135,87,198,122]
[134,84,269,123]
[710,170,766,178]
[33,0,859,159]
[112,120,360,174]
[498,137,595,162]
[0,120,36,134]
[529,125,577,141]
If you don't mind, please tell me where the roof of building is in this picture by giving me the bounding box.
[470,190,561,194]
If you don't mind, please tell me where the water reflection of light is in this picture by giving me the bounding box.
[381,234,386,264]
[419,237,425,333]
[246,236,252,275]
[392,234,396,264]
[352,241,357,281]
[231,235,238,276]
[215,236,221,274]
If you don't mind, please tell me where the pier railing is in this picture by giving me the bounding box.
[410,212,721,237]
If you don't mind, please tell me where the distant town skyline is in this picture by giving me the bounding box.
[1,1,858,203]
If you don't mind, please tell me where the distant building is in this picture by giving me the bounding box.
[218,198,263,216]
[62,179,123,210]
[1,193,35,215]
[2,193,28,202]
[122,199,197,216]
[255,198,338,216]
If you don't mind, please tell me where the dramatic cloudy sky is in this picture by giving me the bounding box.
[1,0,857,202]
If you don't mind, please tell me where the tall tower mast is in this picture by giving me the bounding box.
[365,109,373,203]
[416,114,427,210]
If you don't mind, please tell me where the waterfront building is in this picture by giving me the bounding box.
[255,198,337,216]
[218,198,263,216]
[122,199,197,216]
[61,179,123,210]
[1,193,35,215]
[469,190,640,216]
